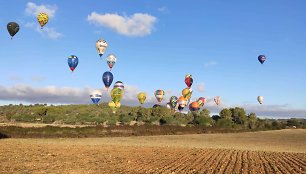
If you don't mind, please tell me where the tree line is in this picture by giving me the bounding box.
[0,103,305,130]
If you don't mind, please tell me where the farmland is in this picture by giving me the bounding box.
[0,129,305,173]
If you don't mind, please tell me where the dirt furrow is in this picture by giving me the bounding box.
[200,149,227,174]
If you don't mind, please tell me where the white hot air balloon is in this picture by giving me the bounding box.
[106,54,117,71]
[214,96,221,106]
[90,90,102,104]
[96,39,108,57]
[257,96,264,104]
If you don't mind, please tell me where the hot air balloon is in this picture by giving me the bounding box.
[37,13,49,29]
[189,101,200,111]
[197,97,205,107]
[90,90,102,104]
[258,55,266,64]
[166,103,171,110]
[257,96,264,104]
[214,96,221,106]
[182,88,192,100]
[114,81,124,90]
[154,90,165,103]
[96,39,108,57]
[177,96,187,111]
[68,55,79,72]
[102,71,113,89]
[108,101,120,113]
[185,74,193,88]
[111,88,124,106]
[153,104,161,108]
[169,96,178,110]
[106,54,117,71]
[137,92,146,104]
[7,22,19,39]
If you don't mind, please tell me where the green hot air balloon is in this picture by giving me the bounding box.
[7,22,20,39]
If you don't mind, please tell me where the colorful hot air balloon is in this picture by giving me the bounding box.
[137,92,146,104]
[7,22,19,39]
[154,90,165,103]
[169,96,178,110]
[37,13,49,29]
[90,90,102,104]
[106,54,117,71]
[185,74,193,88]
[68,55,79,72]
[111,88,124,106]
[108,101,120,113]
[102,71,113,89]
[177,96,187,111]
[214,96,221,106]
[96,39,108,57]
[257,96,264,104]
[182,88,192,100]
[114,81,124,90]
[189,101,200,111]
[197,97,205,107]
[166,103,171,110]
[258,55,266,64]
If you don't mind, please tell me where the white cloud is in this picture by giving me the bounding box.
[25,2,57,18]
[87,12,157,37]
[195,83,205,92]
[8,75,23,82]
[0,84,157,106]
[31,76,46,82]
[204,61,217,67]
[25,22,62,39]
[157,6,169,13]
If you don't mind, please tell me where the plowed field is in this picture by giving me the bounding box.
[1,129,305,174]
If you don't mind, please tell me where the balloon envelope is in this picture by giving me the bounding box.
[37,13,49,28]
[108,101,120,113]
[102,71,113,89]
[189,102,200,111]
[154,90,165,102]
[68,55,79,72]
[7,22,19,38]
[257,96,264,104]
[185,74,193,88]
[182,88,192,99]
[90,90,102,104]
[114,81,124,90]
[106,54,117,70]
[197,97,205,107]
[214,96,221,106]
[96,39,108,57]
[169,96,178,109]
[258,55,266,64]
[111,88,124,106]
[137,92,146,104]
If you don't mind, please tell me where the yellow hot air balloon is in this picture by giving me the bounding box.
[111,88,124,106]
[37,13,49,29]
[137,92,146,104]
[182,88,192,100]
[108,101,120,113]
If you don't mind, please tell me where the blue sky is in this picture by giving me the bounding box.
[0,1,305,118]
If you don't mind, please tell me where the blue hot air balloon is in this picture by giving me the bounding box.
[90,90,102,104]
[258,55,266,64]
[102,71,113,89]
[68,55,79,72]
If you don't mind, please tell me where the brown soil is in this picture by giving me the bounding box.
[0,129,305,174]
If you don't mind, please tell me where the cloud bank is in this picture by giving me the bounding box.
[0,84,305,118]
[87,12,157,37]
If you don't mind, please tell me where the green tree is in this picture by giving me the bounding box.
[219,108,232,119]
[248,112,257,129]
